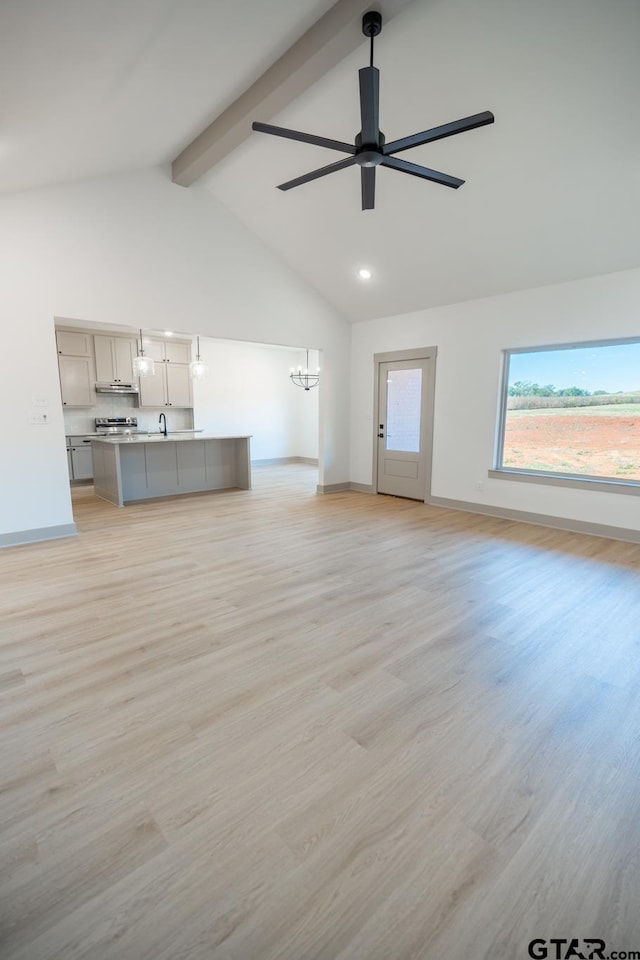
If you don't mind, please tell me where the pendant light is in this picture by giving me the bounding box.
[132,328,156,377]
[290,349,319,391]
[189,336,209,380]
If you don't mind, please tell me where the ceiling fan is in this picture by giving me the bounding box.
[252,11,494,211]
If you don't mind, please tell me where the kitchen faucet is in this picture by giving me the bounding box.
[158,412,167,437]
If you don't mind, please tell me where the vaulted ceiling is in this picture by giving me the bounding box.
[3,0,640,322]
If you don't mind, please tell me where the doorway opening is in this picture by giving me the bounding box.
[54,317,320,508]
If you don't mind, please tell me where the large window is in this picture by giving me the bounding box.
[496,339,640,484]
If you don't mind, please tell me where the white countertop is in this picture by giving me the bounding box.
[92,434,251,444]
[68,429,205,439]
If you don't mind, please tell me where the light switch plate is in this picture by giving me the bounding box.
[32,397,49,407]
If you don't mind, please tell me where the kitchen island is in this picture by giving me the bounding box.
[92,434,251,507]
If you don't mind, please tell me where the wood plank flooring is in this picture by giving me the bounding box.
[1,464,640,960]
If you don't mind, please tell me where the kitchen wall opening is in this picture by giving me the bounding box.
[55,318,320,496]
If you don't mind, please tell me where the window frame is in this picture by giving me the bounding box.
[491,335,640,494]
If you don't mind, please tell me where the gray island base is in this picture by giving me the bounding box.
[92,435,252,507]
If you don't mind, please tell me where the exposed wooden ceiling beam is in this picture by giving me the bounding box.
[172,0,415,187]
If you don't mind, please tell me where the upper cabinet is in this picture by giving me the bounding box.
[56,328,95,407]
[138,363,193,408]
[56,330,93,357]
[94,335,136,383]
[58,356,95,407]
[165,363,193,407]
[144,338,192,365]
[54,327,192,409]
[138,338,193,408]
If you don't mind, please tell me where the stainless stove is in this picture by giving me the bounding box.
[95,417,139,436]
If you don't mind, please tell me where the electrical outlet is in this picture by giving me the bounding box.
[475,480,484,492]
[29,413,49,425]
[32,397,49,407]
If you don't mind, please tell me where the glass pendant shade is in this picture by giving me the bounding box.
[132,354,155,377]
[133,328,155,377]
[189,336,209,380]
[290,349,320,391]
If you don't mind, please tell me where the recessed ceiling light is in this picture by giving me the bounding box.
[358,268,372,280]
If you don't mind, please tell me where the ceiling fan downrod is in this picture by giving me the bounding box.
[355,11,384,175]
[362,10,382,67]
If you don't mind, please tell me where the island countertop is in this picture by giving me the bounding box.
[92,434,252,444]
[91,434,252,506]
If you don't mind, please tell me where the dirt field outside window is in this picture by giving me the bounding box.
[503,405,640,480]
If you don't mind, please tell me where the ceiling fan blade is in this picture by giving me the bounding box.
[359,67,380,145]
[252,122,355,155]
[277,155,357,192]
[361,167,376,210]
[384,111,494,155]
[381,155,464,189]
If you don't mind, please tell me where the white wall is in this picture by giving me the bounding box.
[192,340,318,461]
[292,348,321,461]
[0,167,348,541]
[351,268,640,535]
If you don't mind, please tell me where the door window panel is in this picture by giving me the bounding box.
[386,368,422,452]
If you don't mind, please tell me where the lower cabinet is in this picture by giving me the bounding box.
[68,437,94,481]
[93,437,251,506]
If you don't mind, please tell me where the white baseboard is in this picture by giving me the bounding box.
[0,523,77,549]
[317,482,374,495]
[349,482,375,494]
[429,495,640,545]
[252,457,319,466]
[316,482,351,494]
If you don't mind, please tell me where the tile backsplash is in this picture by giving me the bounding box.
[63,395,194,435]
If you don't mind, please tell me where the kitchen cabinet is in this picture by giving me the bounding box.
[56,330,94,357]
[92,435,251,507]
[144,338,192,365]
[71,443,94,480]
[137,367,166,407]
[94,335,136,383]
[166,363,193,407]
[58,355,95,407]
[139,361,193,408]
[67,436,94,481]
[138,337,193,408]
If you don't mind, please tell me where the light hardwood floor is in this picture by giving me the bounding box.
[1,464,640,960]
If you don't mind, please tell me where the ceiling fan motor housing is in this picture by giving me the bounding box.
[355,131,385,165]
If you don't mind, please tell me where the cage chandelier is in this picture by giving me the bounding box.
[290,349,319,391]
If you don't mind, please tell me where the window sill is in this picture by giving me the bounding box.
[488,468,640,496]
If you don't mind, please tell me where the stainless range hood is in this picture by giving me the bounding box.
[95,382,139,395]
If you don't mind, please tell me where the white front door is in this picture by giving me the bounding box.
[376,354,434,501]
